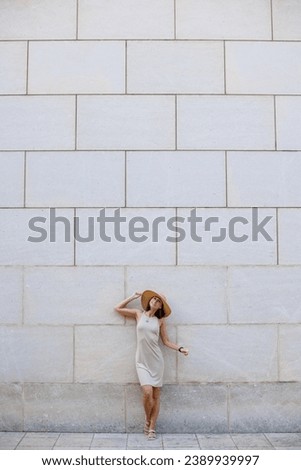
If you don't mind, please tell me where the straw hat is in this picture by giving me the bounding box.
[141,290,171,317]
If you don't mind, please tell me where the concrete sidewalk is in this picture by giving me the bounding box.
[1,432,301,450]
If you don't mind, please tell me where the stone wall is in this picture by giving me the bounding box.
[1,0,301,432]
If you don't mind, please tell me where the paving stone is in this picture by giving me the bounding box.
[0,432,25,450]
[54,433,94,448]
[231,433,272,449]
[127,433,163,449]
[265,433,301,449]
[91,433,127,449]
[163,434,200,449]
[197,434,237,450]
[16,432,59,449]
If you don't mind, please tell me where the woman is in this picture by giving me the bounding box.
[114,290,189,440]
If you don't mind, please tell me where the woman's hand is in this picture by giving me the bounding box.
[180,348,189,356]
[131,292,142,300]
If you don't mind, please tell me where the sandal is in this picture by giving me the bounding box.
[143,421,150,435]
[148,429,156,440]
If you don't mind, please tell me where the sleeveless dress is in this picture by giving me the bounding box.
[135,311,164,387]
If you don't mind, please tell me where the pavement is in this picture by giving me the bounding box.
[1,432,301,450]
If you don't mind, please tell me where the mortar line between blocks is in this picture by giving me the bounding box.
[175,325,179,383]
[23,151,26,208]
[277,324,280,381]
[270,0,274,41]
[225,151,228,207]
[5,92,300,97]
[124,265,127,302]
[276,208,279,265]
[174,0,177,40]
[2,148,301,153]
[3,38,301,43]
[223,41,227,94]
[73,325,76,383]
[76,0,79,40]
[175,95,178,150]
[21,383,25,436]
[74,208,77,266]
[175,207,178,265]
[226,266,230,325]
[124,385,127,433]
[125,41,128,94]
[125,151,127,207]
[21,266,25,326]
[26,41,29,94]
[227,384,231,433]
[75,95,78,150]
[274,95,277,150]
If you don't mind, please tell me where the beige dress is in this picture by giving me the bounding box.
[135,311,164,387]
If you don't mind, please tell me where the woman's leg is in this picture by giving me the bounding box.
[149,387,161,430]
[141,385,154,425]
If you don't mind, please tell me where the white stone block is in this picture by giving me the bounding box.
[0,384,23,431]
[75,325,176,384]
[276,97,301,150]
[0,209,74,265]
[177,208,276,265]
[228,152,301,207]
[127,41,224,94]
[0,267,23,324]
[178,325,278,382]
[0,42,27,94]
[127,266,227,325]
[0,152,24,207]
[75,326,137,383]
[228,267,301,323]
[177,96,275,150]
[24,267,124,325]
[75,208,176,265]
[77,96,175,150]
[176,0,271,39]
[0,96,75,151]
[24,383,126,432]
[229,383,301,433]
[279,325,301,381]
[127,151,225,207]
[26,152,125,207]
[278,209,301,264]
[226,42,301,94]
[0,326,73,382]
[273,0,301,40]
[0,0,76,39]
[28,41,125,94]
[78,0,174,39]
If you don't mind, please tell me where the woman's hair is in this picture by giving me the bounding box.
[146,300,165,319]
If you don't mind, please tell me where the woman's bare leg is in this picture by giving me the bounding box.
[149,387,161,430]
[141,385,154,425]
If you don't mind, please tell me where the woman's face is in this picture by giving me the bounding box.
[150,296,163,310]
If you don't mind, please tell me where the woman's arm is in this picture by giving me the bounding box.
[114,292,142,320]
[160,319,189,356]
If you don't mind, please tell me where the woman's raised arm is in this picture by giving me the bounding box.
[114,292,142,320]
[160,319,189,355]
